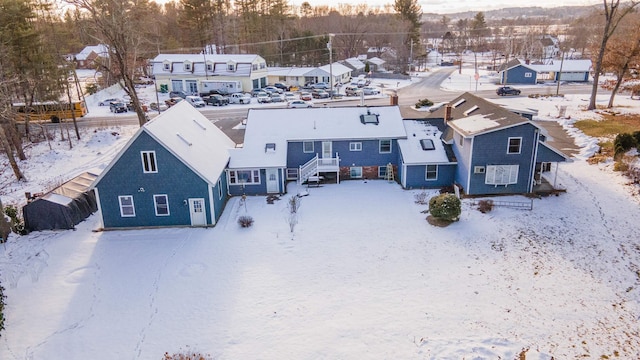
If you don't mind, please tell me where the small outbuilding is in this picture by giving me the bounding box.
[23,171,100,232]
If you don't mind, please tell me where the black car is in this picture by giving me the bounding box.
[109,101,128,113]
[169,90,189,98]
[273,82,291,91]
[496,86,521,96]
[205,94,229,106]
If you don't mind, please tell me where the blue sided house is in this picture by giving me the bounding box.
[93,93,568,229]
[428,92,569,196]
[92,101,236,229]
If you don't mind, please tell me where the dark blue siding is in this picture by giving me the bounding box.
[501,65,536,84]
[96,132,219,228]
[227,168,269,196]
[287,139,399,168]
[468,124,538,195]
[537,143,567,163]
[404,164,456,189]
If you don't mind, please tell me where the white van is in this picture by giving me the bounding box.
[185,95,206,108]
[345,86,361,96]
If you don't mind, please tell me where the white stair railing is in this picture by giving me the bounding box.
[299,155,319,184]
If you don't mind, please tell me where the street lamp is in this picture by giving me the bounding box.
[327,33,335,98]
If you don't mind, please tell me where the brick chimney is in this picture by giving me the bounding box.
[445,105,453,122]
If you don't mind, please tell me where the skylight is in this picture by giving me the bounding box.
[420,139,435,151]
[463,105,479,116]
[360,110,379,125]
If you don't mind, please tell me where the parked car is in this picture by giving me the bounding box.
[250,88,263,97]
[109,101,128,113]
[165,97,184,107]
[99,98,122,106]
[262,86,283,94]
[496,86,521,96]
[185,95,206,108]
[228,93,252,104]
[300,92,313,101]
[169,90,189,99]
[273,82,291,91]
[270,93,285,102]
[345,86,362,96]
[256,92,272,103]
[284,92,297,101]
[149,102,169,112]
[287,100,312,108]
[312,89,330,99]
[205,94,229,106]
[310,82,329,89]
[362,87,380,95]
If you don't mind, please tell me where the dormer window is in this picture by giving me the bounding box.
[184,61,192,71]
[227,60,236,72]
[163,61,171,71]
[206,61,214,72]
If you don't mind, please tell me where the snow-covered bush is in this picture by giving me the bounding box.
[477,199,494,213]
[428,193,461,222]
[237,215,254,228]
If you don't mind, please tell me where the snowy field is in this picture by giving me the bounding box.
[1,69,640,359]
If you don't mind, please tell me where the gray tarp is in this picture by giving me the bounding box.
[23,171,99,232]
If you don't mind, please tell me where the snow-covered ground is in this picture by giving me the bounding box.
[1,68,640,359]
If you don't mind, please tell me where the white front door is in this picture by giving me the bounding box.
[188,198,207,226]
[266,168,279,193]
[322,141,332,158]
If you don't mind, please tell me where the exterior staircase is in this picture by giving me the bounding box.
[298,154,340,185]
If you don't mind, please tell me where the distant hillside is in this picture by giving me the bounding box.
[423,5,600,22]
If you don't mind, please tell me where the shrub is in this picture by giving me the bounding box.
[85,83,99,95]
[163,348,212,360]
[477,199,494,213]
[237,215,254,228]
[0,282,5,335]
[414,98,433,109]
[414,191,428,205]
[613,133,637,159]
[3,205,25,235]
[613,160,629,172]
[633,130,640,146]
[428,193,461,222]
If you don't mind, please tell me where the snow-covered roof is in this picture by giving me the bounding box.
[449,115,502,135]
[397,121,453,165]
[366,57,386,66]
[268,67,317,77]
[76,44,109,61]
[151,53,263,64]
[342,57,366,70]
[529,59,592,72]
[142,101,235,184]
[229,106,406,168]
[318,62,352,76]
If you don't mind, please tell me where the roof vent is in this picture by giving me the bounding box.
[463,105,479,116]
[192,118,207,130]
[265,143,276,152]
[176,132,192,146]
[452,99,466,108]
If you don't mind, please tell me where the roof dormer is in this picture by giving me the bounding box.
[184,60,193,72]
[227,60,236,72]
[163,60,171,72]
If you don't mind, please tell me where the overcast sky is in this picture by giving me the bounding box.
[288,0,601,14]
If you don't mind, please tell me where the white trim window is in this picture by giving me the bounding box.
[118,195,135,217]
[206,62,214,72]
[184,61,192,71]
[153,194,170,216]
[350,167,363,178]
[286,168,299,180]
[485,165,519,185]
[229,169,260,184]
[349,142,362,151]
[474,166,485,174]
[525,72,533,78]
[379,139,391,153]
[163,61,171,71]
[141,151,157,173]
[425,164,438,180]
[507,137,522,154]
[303,141,314,153]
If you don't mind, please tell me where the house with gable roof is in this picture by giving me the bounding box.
[428,92,569,195]
[74,44,109,69]
[92,101,235,229]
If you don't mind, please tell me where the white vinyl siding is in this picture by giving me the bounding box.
[485,165,519,185]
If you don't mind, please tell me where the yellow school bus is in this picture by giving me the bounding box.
[12,100,88,123]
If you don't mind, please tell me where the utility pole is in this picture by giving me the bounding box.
[328,34,335,98]
[556,50,565,96]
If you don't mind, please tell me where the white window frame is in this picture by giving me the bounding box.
[349,142,362,151]
[184,61,192,71]
[507,137,522,154]
[425,164,438,181]
[485,165,519,185]
[153,194,170,216]
[118,195,135,217]
[228,169,261,185]
[303,141,314,153]
[141,151,157,173]
[474,166,485,174]
[227,62,236,72]
[350,166,363,178]
[286,168,299,180]
[524,72,533,78]
[379,139,392,154]
[163,62,170,71]
[206,63,213,72]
